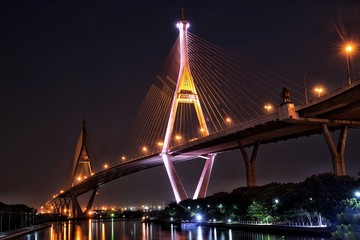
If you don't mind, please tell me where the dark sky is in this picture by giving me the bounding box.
[1,0,360,209]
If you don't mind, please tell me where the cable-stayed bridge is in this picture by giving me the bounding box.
[47,12,360,218]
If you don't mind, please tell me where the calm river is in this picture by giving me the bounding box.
[15,220,328,240]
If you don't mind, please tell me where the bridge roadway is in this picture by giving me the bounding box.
[49,79,360,205]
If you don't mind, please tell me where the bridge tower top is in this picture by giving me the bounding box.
[162,10,209,153]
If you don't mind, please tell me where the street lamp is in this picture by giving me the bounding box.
[175,135,182,145]
[355,191,360,198]
[344,43,355,84]
[314,87,324,97]
[157,141,164,151]
[225,117,232,127]
[264,104,272,114]
[303,72,308,104]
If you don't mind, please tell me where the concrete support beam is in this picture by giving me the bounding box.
[69,188,98,218]
[161,153,188,203]
[193,154,216,199]
[321,124,348,176]
[85,188,98,214]
[239,142,259,187]
[70,189,83,218]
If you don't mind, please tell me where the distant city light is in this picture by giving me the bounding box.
[355,191,360,198]
[195,214,202,222]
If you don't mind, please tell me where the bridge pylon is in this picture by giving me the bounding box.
[161,10,214,203]
[68,120,97,218]
[71,120,94,186]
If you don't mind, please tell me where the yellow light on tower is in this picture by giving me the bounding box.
[158,142,164,147]
[77,176,82,181]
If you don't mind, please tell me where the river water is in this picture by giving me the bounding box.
[15,220,328,240]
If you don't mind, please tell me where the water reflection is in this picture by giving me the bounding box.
[18,220,328,240]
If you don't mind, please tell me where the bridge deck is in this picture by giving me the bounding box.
[49,79,360,204]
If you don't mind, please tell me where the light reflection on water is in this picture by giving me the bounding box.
[18,220,328,240]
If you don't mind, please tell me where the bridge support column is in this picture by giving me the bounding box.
[70,190,84,218]
[239,142,259,187]
[70,188,98,218]
[161,154,188,203]
[85,189,98,213]
[321,124,348,176]
[193,154,216,199]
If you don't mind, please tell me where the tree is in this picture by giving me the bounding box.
[332,198,360,240]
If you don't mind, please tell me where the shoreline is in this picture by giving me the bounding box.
[153,220,332,238]
[0,223,52,240]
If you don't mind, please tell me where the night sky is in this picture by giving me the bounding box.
[1,1,360,209]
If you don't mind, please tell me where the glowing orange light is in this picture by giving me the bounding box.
[175,135,182,140]
[314,87,324,97]
[77,176,82,181]
[104,164,109,169]
[225,117,231,123]
[142,146,148,152]
[345,43,354,54]
[59,190,64,194]
[200,128,205,132]
[158,142,164,146]
[264,105,272,114]
[121,156,126,160]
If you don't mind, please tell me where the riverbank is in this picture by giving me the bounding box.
[0,223,52,240]
[154,220,331,238]
[201,222,331,238]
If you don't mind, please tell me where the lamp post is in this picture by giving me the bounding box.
[314,87,323,97]
[344,43,354,85]
[264,104,272,114]
[225,117,232,128]
[303,72,308,104]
